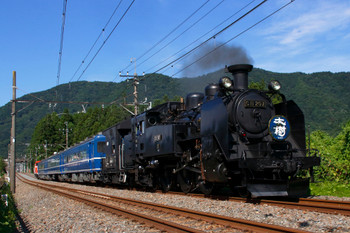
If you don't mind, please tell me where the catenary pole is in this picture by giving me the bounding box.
[119,58,144,115]
[65,121,69,149]
[10,71,16,193]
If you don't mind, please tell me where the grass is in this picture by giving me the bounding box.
[310,181,350,197]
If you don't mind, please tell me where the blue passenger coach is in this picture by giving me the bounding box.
[37,134,106,182]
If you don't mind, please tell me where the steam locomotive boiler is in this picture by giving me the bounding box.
[101,64,320,197]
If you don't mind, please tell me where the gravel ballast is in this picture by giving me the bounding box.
[15,174,350,232]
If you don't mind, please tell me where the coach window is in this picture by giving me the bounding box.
[82,151,88,159]
[73,153,79,161]
[97,141,105,153]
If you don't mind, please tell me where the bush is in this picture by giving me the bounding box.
[0,158,17,232]
[310,121,350,183]
[0,182,17,232]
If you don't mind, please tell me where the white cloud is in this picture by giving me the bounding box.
[252,0,350,72]
[263,1,350,47]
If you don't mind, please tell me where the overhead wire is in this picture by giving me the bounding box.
[69,0,124,83]
[171,0,296,77]
[120,0,211,73]
[115,0,261,82]
[56,0,68,86]
[152,0,268,75]
[144,0,257,73]
[136,0,226,71]
[76,0,136,82]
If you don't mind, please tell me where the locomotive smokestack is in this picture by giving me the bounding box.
[226,64,253,90]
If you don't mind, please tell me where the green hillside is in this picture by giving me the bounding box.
[250,69,350,134]
[0,68,349,158]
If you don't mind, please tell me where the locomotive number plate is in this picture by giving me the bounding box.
[244,100,266,108]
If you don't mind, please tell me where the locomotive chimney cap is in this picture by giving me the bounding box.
[226,64,253,74]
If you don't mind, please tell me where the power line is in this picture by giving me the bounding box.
[69,0,124,83]
[171,0,296,77]
[76,0,136,82]
[57,0,68,86]
[120,0,211,73]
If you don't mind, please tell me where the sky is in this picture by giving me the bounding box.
[1,0,350,108]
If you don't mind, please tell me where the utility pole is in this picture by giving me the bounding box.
[65,121,69,149]
[119,58,144,115]
[10,71,16,193]
[29,149,32,173]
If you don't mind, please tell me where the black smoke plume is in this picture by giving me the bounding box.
[181,42,253,77]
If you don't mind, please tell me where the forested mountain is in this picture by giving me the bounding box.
[0,68,349,158]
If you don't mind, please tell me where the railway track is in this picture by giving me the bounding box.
[17,174,308,233]
[243,197,350,216]
[162,191,350,216]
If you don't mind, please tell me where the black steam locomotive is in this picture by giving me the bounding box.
[101,64,320,197]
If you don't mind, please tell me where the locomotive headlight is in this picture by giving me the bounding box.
[219,76,233,89]
[268,80,281,92]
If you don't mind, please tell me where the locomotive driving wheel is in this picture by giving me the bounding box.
[198,179,214,195]
[177,168,196,193]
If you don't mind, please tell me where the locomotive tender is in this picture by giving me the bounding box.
[37,64,320,197]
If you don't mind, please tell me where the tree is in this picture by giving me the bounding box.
[333,121,350,160]
[30,105,132,160]
[0,157,6,177]
[329,121,350,181]
[309,121,350,183]
[29,113,63,160]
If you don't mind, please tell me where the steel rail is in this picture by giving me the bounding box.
[18,174,309,233]
[246,197,350,216]
[162,191,350,216]
[17,175,203,233]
